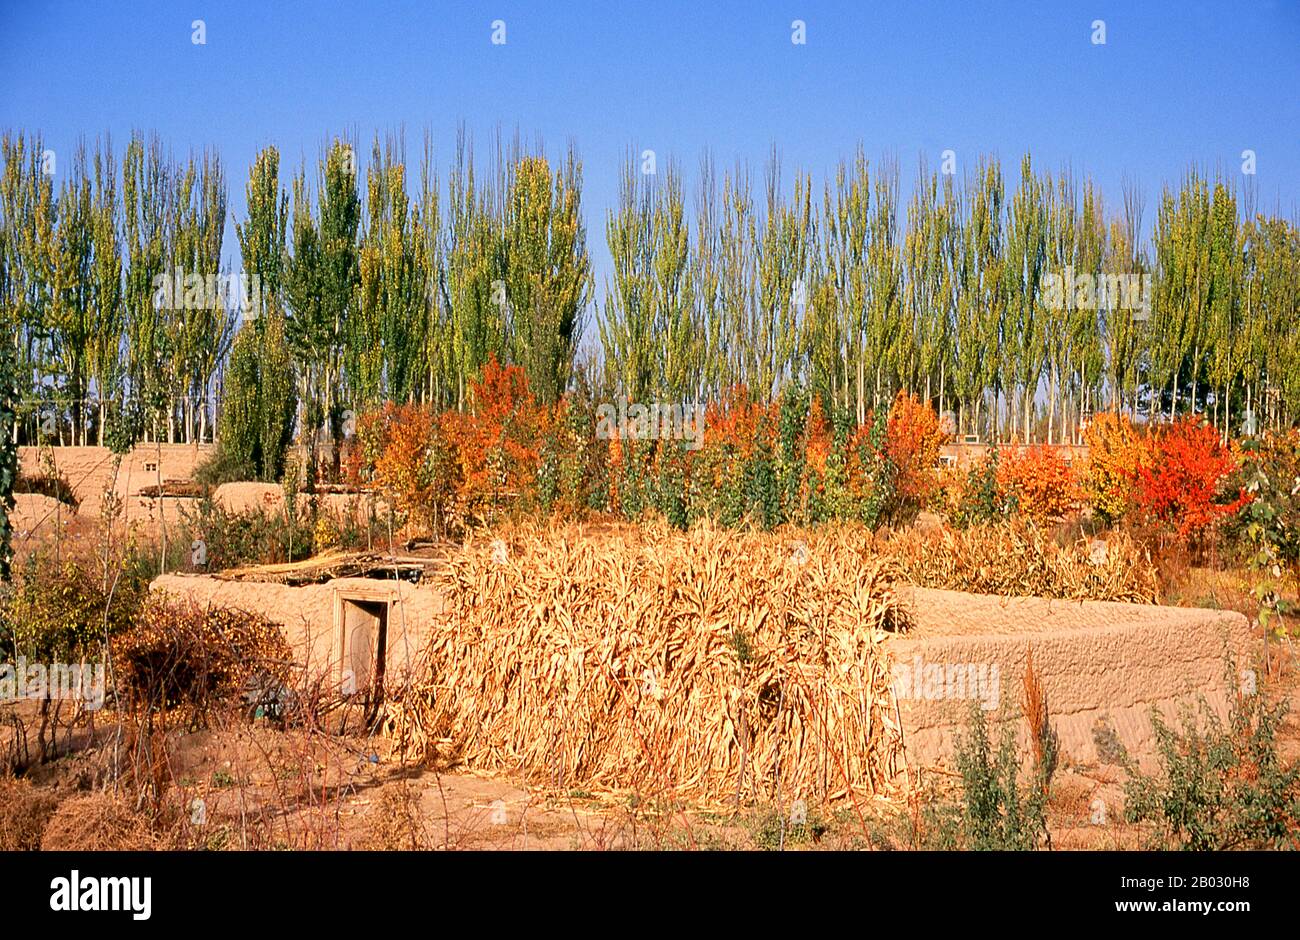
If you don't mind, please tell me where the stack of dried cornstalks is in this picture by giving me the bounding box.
[387,521,912,808]
[881,522,1159,603]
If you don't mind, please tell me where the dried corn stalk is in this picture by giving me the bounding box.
[881,522,1159,603]
[387,520,912,808]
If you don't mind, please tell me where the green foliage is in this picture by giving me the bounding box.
[820,402,855,521]
[1225,433,1300,639]
[0,549,142,660]
[6,128,1300,465]
[922,703,1050,851]
[652,440,689,531]
[215,312,297,482]
[776,384,808,518]
[751,804,829,850]
[179,498,315,570]
[853,409,898,529]
[1123,665,1300,850]
[744,417,781,530]
[192,445,254,490]
[953,447,1006,528]
[1226,433,1300,567]
[0,333,17,581]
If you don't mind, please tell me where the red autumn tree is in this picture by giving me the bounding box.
[1133,415,1244,539]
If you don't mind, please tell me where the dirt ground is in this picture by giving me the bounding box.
[6,478,1300,850]
[7,645,1295,852]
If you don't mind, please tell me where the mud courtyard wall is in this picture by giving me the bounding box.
[150,574,445,690]
[151,573,1253,771]
[892,588,1252,770]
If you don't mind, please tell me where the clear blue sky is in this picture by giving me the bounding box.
[2,0,1297,348]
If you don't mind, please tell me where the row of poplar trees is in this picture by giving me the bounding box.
[2,128,1299,472]
[0,127,593,479]
[603,148,1300,443]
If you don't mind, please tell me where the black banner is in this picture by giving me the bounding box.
[0,850,1278,928]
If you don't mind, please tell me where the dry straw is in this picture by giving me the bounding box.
[388,521,913,809]
[881,522,1159,604]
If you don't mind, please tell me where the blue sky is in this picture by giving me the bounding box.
[2,0,1297,347]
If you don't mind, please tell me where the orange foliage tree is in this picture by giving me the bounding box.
[1081,411,1150,523]
[797,396,834,519]
[997,444,1079,523]
[884,390,947,508]
[347,401,457,535]
[694,386,776,524]
[440,355,545,525]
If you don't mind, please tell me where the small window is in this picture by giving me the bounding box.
[144,461,158,473]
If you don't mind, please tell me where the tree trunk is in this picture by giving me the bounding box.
[1023,385,1032,445]
[1048,364,1057,446]
[939,360,946,423]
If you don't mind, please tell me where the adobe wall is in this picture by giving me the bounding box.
[150,573,445,690]
[14,447,377,536]
[150,573,1254,770]
[19,443,214,522]
[891,587,1253,771]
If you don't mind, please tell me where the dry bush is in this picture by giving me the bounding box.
[112,595,293,724]
[883,521,1159,603]
[39,790,155,850]
[388,520,912,809]
[1022,646,1059,796]
[0,774,62,850]
[359,779,431,850]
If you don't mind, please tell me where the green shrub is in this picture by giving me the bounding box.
[921,703,1050,850]
[953,447,1006,528]
[776,385,808,521]
[1123,663,1300,850]
[745,416,781,529]
[751,802,829,850]
[179,498,314,571]
[853,409,898,529]
[192,446,255,490]
[652,440,689,531]
[0,549,142,660]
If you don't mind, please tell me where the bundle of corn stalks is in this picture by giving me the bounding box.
[880,522,1159,603]
[387,521,913,808]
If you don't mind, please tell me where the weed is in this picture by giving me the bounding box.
[919,703,1051,850]
[1123,661,1300,850]
[750,803,829,850]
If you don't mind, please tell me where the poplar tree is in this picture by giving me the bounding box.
[122,132,170,439]
[598,157,655,402]
[1003,155,1047,443]
[505,148,591,404]
[87,137,124,444]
